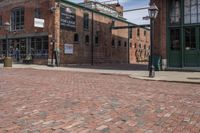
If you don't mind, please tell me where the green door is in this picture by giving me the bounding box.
[183,27,200,67]
[169,28,182,67]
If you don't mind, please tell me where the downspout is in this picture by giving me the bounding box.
[127,24,130,64]
[91,11,94,65]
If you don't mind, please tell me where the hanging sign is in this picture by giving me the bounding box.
[60,5,76,31]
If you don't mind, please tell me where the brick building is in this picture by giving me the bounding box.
[0,0,149,65]
[129,28,150,64]
[152,0,200,69]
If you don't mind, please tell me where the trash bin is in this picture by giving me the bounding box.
[4,57,12,67]
[153,55,161,71]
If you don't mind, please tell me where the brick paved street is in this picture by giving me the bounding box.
[0,68,200,133]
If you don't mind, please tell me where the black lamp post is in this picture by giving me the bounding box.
[148,3,158,78]
[4,22,10,57]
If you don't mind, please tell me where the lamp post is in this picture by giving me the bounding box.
[4,22,10,57]
[3,22,12,67]
[148,3,158,78]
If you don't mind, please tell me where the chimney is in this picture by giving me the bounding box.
[109,3,124,17]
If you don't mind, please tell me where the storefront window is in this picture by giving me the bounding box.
[170,29,180,50]
[184,0,200,24]
[170,0,180,24]
[31,37,48,59]
[184,28,196,49]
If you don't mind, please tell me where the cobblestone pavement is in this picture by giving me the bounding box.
[0,68,200,133]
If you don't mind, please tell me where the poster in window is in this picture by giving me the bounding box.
[64,44,73,54]
[60,6,76,31]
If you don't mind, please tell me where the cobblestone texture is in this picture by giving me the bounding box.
[0,68,200,133]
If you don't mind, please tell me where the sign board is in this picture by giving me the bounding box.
[60,6,76,31]
[34,18,45,28]
[64,44,73,54]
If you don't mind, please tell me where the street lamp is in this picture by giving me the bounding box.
[148,3,158,78]
[4,22,10,57]
[3,21,12,67]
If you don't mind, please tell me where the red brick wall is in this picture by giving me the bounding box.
[129,28,150,64]
[0,0,130,65]
[151,0,167,59]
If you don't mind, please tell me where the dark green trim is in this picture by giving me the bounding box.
[60,0,135,25]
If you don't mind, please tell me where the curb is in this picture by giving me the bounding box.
[129,75,200,85]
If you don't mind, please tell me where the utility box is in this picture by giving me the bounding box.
[153,55,161,71]
[4,57,12,67]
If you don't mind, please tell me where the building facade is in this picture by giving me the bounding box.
[153,0,200,68]
[129,28,150,64]
[0,0,149,65]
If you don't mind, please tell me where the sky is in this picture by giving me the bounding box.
[68,0,150,25]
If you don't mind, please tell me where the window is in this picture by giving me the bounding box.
[83,13,89,29]
[137,28,140,37]
[95,32,99,45]
[134,43,137,48]
[118,40,121,47]
[185,27,196,49]
[35,8,41,18]
[184,0,200,24]
[130,43,132,47]
[139,44,142,48]
[0,16,2,26]
[111,19,115,27]
[11,8,24,30]
[85,35,89,43]
[144,30,146,36]
[170,29,180,50]
[74,33,79,42]
[129,29,132,38]
[124,41,127,47]
[31,37,48,59]
[170,0,180,24]
[144,44,146,49]
[112,39,115,47]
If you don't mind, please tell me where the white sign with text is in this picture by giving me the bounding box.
[64,44,73,54]
[34,18,45,28]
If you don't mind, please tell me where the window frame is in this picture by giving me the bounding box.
[11,7,25,31]
[83,13,89,30]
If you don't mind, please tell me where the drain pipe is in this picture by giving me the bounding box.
[91,11,94,65]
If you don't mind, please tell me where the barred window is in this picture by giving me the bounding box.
[11,8,24,31]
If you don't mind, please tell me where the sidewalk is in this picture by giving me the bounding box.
[1,63,200,84]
